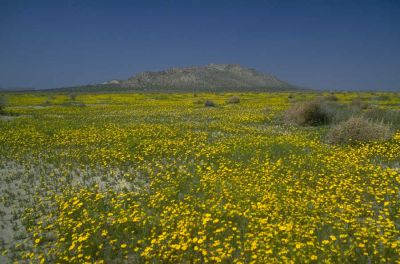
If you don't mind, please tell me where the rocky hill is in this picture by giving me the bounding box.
[54,64,299,92]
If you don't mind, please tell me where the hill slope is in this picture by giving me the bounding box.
[54,64,299,92]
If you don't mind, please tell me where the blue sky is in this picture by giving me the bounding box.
[0,0,399,91]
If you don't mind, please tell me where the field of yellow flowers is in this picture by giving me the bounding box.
[0,92,399,263]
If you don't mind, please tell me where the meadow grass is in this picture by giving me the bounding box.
[0,92,399,263]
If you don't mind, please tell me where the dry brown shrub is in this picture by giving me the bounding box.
[284,100,331,126]
[226,96,240,104]
[325,117,392,145]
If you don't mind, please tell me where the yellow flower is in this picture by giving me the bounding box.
[69,242,76,251]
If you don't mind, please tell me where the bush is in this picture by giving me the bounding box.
[226,96,240,104]
[324,94,339,101]
[325,117,392,145]
[284,99,332,126]
[327,103,361,124]
[204,100,216,107]
[363,108,400,128]
[69,93,77,101]
[43,100,52,106]
[0,96,6,113]
[350,98,369,110]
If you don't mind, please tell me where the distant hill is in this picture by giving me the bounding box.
[50,64,301,92]
[0,86,36,92]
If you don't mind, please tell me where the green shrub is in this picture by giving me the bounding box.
[0,96,6,114]
[324,94,339,101]
[284,99,332,126]
[69,93,77,101]
[204,100,216,107]
[363,108,400,128]
[43,100,52,106]
[226,96,240,104]
[327,103,361,124]
[350,98,369,110]
[325,117,392,145]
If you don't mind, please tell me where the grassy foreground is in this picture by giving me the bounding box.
[0,92,399,263]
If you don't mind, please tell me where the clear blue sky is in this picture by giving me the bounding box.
[1,0,399,91]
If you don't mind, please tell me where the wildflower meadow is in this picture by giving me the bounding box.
[0,92,399,263]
